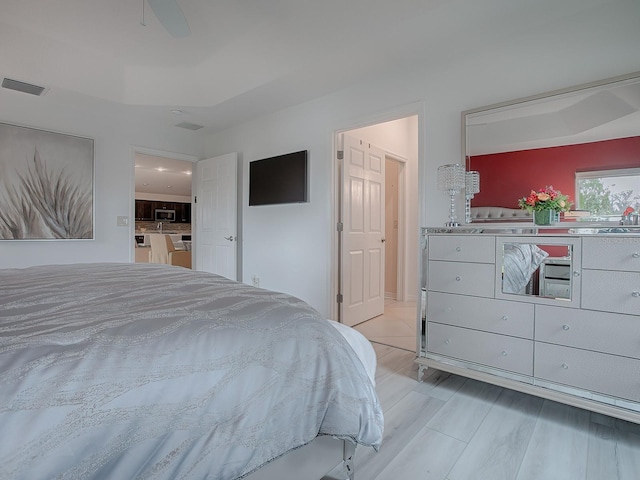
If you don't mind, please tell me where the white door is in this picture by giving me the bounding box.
[341,135,385,327]
[195,153,238,280]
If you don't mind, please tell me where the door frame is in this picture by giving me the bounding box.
[129,145,199,263]
[385,153,408,302]
[331,102,425,322]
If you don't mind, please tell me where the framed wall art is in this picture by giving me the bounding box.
[0,122,94,240]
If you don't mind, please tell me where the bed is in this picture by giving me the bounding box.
[470,206,532,222]
[0,263,383,480]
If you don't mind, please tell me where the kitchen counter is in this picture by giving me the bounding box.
[135,232,191,247]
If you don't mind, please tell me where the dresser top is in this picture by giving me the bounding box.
[422,224,640,237]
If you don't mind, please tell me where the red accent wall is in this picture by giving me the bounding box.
[471,136,640,209]
[538,245,568,258]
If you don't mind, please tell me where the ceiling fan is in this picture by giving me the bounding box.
[142,0,191,38]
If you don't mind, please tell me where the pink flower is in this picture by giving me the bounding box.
[518,186,571,213]
[537,192,550,201]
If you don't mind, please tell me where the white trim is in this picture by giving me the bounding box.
[575,167,640,179]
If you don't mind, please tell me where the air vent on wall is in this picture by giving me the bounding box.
[2,77,48,96]
[175,121,204,131]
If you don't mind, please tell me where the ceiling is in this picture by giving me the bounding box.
[1,0,636,193]
[1,0,459,133]
[3,0,616,135]
[135,153,193,197]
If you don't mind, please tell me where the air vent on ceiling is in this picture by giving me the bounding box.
[175,121,204,131]
[2,77,48,96]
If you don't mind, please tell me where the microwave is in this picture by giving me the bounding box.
[155,209,176,222]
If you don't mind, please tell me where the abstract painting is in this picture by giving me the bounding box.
[0,123,94,240]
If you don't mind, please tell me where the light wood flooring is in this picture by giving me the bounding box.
[327,343,640,480]
[353,300,418,352]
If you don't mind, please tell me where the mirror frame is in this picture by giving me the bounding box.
[462,71,640,224]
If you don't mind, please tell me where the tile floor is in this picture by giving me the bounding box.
[353,300,418,352]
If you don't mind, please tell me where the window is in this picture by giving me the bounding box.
[576,168,640,221]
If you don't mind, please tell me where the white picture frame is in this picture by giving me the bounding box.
[0,122,94,240]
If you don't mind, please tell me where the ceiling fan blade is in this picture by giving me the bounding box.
[147,0,191,38]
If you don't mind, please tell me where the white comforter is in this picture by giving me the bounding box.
[0,263,383,480]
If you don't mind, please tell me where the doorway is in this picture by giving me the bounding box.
[131,147,197,264]
[334,115,419,350]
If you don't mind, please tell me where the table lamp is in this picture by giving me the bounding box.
[437,164,466,227]
[464,170,480,224]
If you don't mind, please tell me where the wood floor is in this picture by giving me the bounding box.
[352,300,417,352]
[329,343,640,480]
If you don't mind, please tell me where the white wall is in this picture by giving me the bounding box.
[2,0,637,316]
[0,94,204,268]
[203,0,640,318]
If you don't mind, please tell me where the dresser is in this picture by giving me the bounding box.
[418,228,640,423]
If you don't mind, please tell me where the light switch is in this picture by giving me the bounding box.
[117,216,129,227]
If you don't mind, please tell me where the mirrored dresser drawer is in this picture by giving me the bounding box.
[427,323,533,376]
[582,237,640,272]
[428,291,534,338]
[535,305,640,359]
[428,235,495,263]
[581,270,640,315]
[428,260,495,297]
[535,342,640,403]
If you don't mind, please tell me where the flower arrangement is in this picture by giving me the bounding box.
[517,186,571,213]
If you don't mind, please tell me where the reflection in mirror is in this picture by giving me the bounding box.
[501,243,572,300]
[464,72,640,223]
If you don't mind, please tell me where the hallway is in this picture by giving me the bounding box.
[353,300,417,352]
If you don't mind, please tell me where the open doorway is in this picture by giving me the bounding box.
[132,148,196,266]
[335,115,419,351]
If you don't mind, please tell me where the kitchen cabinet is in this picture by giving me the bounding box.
[174,202,191,223]
[135,200,191,223]
[135,200,154,221]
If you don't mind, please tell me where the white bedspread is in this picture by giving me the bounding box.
[328,320,377,386]
[0,263,383,480]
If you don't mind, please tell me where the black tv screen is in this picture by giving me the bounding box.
[249,150,308,206]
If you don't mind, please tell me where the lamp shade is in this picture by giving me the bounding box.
[437,164,465,193]
[465,170,480,197]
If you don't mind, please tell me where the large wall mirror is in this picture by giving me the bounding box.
[463,72,640,224]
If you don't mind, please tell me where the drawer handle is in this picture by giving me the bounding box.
[632,252,640,258]
[562,363,569,370]
[501,351,508,357]
[445,339,451,345]
[633,291,640,298]
[562,324,570,331]
[501,315,509,321]
[455,276,461,282]
[573,271,580,277]
[456,247,462,252]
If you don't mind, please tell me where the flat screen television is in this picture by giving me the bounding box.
[249,150,308,206]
